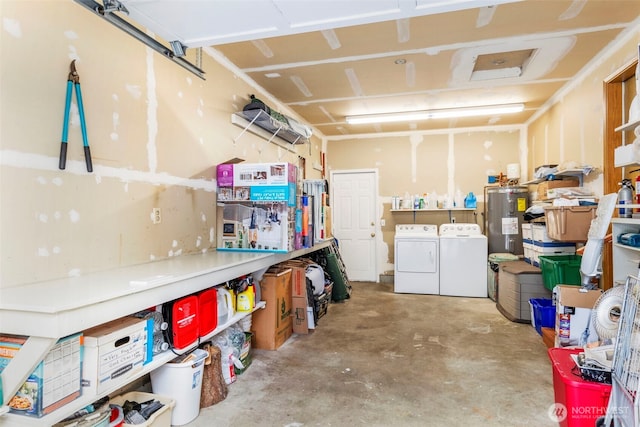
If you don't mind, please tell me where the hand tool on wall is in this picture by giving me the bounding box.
[59,59,93,172]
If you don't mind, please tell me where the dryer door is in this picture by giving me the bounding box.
[396,239,438,273]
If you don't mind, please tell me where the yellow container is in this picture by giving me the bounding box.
[236,288,255,312]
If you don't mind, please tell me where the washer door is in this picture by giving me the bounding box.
[396,239,437,273]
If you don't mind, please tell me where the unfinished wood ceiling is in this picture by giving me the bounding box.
[121,0,640,138]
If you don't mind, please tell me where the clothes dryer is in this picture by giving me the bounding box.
[394,224,439,294]
[439,223,488,297]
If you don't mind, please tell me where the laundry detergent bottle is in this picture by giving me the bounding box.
[464,192,477,209]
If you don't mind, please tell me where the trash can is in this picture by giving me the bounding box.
[487,253,518,301]
[150,348,208,426]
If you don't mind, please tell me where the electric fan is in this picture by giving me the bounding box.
[591,285,626,341]
[576,286,625,383]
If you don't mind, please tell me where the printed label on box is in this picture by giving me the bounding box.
[0,333,83,418]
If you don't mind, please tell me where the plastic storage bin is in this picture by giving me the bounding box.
[544,205,597,242]
[538,255,582,291]
[529,298,555,335]
[548,347,611,427]
[109,391,175,427]
[150,348,208,426]
[487,253,519,302]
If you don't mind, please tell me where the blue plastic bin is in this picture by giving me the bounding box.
[530,298,555,336]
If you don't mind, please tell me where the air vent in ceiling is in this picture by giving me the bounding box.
[471,49,535,81]
[449,37,575,86]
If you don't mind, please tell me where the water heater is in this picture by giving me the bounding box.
[484,186,529,255]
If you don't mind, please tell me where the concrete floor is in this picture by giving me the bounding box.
[187,281,556,427]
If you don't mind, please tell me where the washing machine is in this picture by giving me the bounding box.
[394,224,439,294]
[439,223,488,297]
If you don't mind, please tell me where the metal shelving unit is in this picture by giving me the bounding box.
[521,168,589,186]
[231,110,310,153]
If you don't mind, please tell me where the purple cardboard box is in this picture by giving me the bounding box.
[217,164,234,187]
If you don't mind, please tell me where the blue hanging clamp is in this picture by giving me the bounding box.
[59,60,93,172]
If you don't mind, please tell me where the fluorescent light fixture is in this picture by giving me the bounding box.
[345,103,524,125]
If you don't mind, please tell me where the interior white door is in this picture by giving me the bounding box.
[331,170,377,281]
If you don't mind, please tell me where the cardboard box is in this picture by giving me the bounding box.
[217,162,297,187]
[218,201,295,252]
[82,316,152,396]
[0,333,83,418]
[324,206,332,238]
[251,268,293,349]
[554,285,602,347]
[217,163,298,206]
[537,179,579,200]
[291,297,313,334]
[282,259,316,334]
[542,327,556,349]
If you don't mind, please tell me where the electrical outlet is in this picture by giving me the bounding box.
[380,219,386,226]
[152,208,162,224]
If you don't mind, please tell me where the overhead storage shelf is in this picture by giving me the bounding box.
[522,168,589,186]
[231,110,309,152]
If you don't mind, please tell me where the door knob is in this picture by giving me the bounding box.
[371,233,375,237]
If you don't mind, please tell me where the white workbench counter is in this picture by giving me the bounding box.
[0,239,333,425]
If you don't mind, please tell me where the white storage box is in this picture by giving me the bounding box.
[523,240,533,264]
[532,242,576,267]
[82,316,152,396]
[614,144,636,167]
[110,391,175,427]
[532,223,553,243]
[521,223,533,241]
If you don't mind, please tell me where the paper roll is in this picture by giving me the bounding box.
[506,163,520,179]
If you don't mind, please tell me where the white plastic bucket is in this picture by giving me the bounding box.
[239,314,252,332]
[150,348,208,426]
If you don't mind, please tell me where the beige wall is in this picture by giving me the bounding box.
[3,2,638,288]
[0,1,321,288]
[527,27,640,196]
[326,25,640,276]
[326,128,522,272]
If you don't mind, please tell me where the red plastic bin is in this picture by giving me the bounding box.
[548,347,611,427]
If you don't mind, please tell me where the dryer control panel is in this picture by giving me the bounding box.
[439,223,482,236]
[395,224,438,236]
